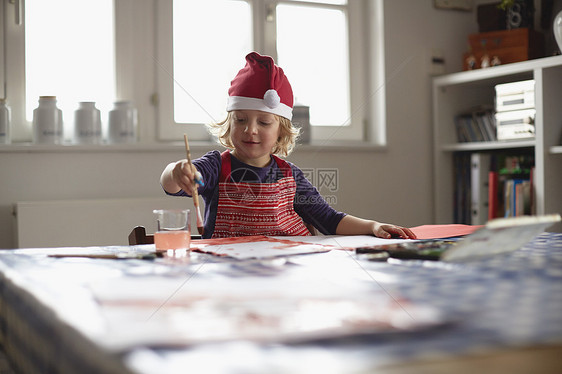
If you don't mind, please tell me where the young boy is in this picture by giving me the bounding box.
[160,52,416,240]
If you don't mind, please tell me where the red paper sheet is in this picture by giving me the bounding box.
[410,224,483,239]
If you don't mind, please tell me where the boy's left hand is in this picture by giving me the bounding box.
[373,222,417,239]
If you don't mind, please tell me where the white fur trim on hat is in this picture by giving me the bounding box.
[227,96,293,120]
[263,89,280,109]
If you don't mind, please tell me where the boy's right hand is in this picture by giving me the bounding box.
[170,159,199,196]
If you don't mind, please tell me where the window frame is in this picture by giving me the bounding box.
[4,0,27,142]
[0,1,5,98]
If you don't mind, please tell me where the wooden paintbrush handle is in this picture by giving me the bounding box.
[184,134,199,207]
[184,134,193,164]
[192,183,200,207]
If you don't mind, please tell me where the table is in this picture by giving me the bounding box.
[0,234,561,373]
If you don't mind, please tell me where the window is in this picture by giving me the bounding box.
[25,0,115,121]
[3,0,115,142]
[157,0,384,143]
[2,0,385,145]
[276,3,349,127]
[173,0,252,125]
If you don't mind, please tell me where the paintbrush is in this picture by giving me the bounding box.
[49,252,161,260]
[184,134,205,236]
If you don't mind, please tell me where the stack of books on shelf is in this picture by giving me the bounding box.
[454,152,535,225]
[454,107,496,143]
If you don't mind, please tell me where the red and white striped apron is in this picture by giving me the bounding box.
[212,151,311,238]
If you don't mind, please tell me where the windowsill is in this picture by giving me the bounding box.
[0,140,387,153]
[295,140,386,152]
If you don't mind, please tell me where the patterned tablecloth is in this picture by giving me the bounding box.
[0,233,561,373]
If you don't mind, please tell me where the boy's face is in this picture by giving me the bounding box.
[230,110,281,167]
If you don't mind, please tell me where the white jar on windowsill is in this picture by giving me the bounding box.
[74,102,102,144]
[107,101,138,144]
[33,96,63,144]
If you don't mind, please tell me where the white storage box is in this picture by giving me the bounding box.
[495,108,535,140]
[495,80,535,112]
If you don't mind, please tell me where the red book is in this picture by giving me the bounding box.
[488,171,499,220]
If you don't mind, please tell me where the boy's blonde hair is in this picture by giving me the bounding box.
[207,112,300,157]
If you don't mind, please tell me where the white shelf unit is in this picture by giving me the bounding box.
[432,55,562,232]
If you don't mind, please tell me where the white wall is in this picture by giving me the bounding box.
[0,0,478,248]
[380,0,477,224]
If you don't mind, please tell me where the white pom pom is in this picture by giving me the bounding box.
[263,89,280,109]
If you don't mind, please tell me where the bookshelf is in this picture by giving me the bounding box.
[432,55,562,232]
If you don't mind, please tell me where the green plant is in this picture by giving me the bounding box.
[497,0,515,10]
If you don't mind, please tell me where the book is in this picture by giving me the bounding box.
[515,180,531,216]
[473,111,491,141]
[454,107,496,143]
[454,152,534,225]
[454,153,472,224]
[481,110,498,141]
[454,115,470,142]
[488,171,499,220]
[471,153,491,225]
[504,179,527,217]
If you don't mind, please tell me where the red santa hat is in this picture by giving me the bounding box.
[226,52,293,120]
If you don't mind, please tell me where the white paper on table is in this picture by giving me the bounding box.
[276,235,415,249]
[191,235,416,260]
[191,236,335,259]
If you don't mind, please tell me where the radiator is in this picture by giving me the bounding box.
[14,197,187,248]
